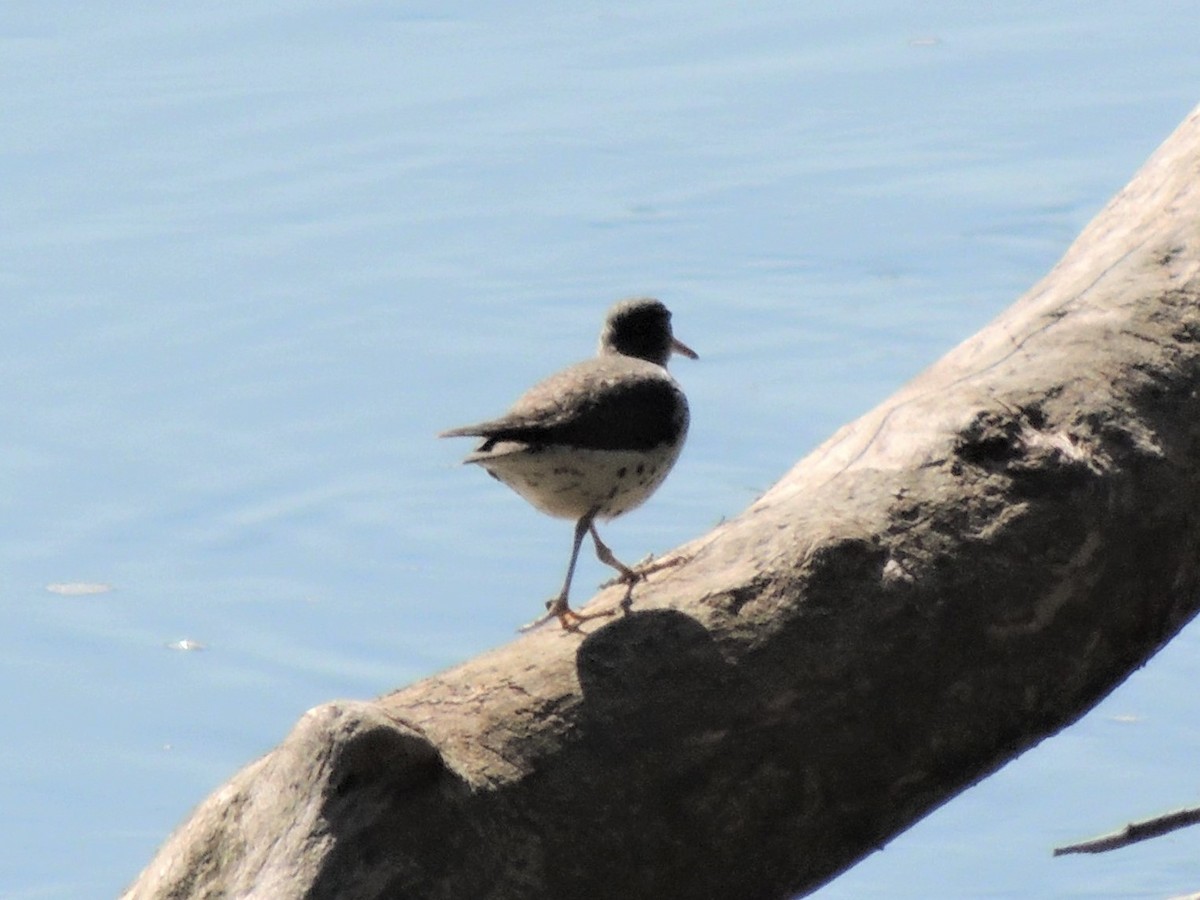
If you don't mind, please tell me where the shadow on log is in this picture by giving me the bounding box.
[123,103,1200,900]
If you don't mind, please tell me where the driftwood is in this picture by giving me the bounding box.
[123,103,1200,900]
[1054,805,1200,856]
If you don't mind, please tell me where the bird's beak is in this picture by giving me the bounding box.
[671,337,699,360]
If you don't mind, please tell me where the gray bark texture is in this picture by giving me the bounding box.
[123,104,1200,900]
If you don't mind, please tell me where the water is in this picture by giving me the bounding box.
[3,3,1200,897]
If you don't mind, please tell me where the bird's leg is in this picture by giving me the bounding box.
[588,523,638,582]
[520,513,616,632]
[589,523,645,613]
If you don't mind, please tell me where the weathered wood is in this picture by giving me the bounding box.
[123,103,1200,900]
[1054,806,1200,856]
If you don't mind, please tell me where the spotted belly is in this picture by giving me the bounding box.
[470,442,682,521]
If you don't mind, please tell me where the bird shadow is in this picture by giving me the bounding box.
[573,609,744,761]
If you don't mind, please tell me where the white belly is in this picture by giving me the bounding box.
[473,442,681,521]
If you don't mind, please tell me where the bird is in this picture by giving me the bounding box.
[440,297,696,630]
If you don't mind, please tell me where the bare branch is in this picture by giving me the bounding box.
[1054,806,1200,856]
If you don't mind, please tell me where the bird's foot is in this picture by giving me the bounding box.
[518,595,617,633]
[600,553,689,590]
[599,553,690,616]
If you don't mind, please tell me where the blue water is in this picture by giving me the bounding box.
[3,3,1200,897]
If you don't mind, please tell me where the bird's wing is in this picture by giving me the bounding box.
[440,358,688,452]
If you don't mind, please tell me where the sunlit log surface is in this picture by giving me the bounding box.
[123,103,1200,900]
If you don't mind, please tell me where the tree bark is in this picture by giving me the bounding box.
[123,103,1200,900]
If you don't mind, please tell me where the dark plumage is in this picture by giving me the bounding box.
[450,359,686,454]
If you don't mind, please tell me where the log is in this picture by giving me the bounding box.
[123,103,1200,900]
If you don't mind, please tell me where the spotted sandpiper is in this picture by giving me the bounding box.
[440,298,696,630]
